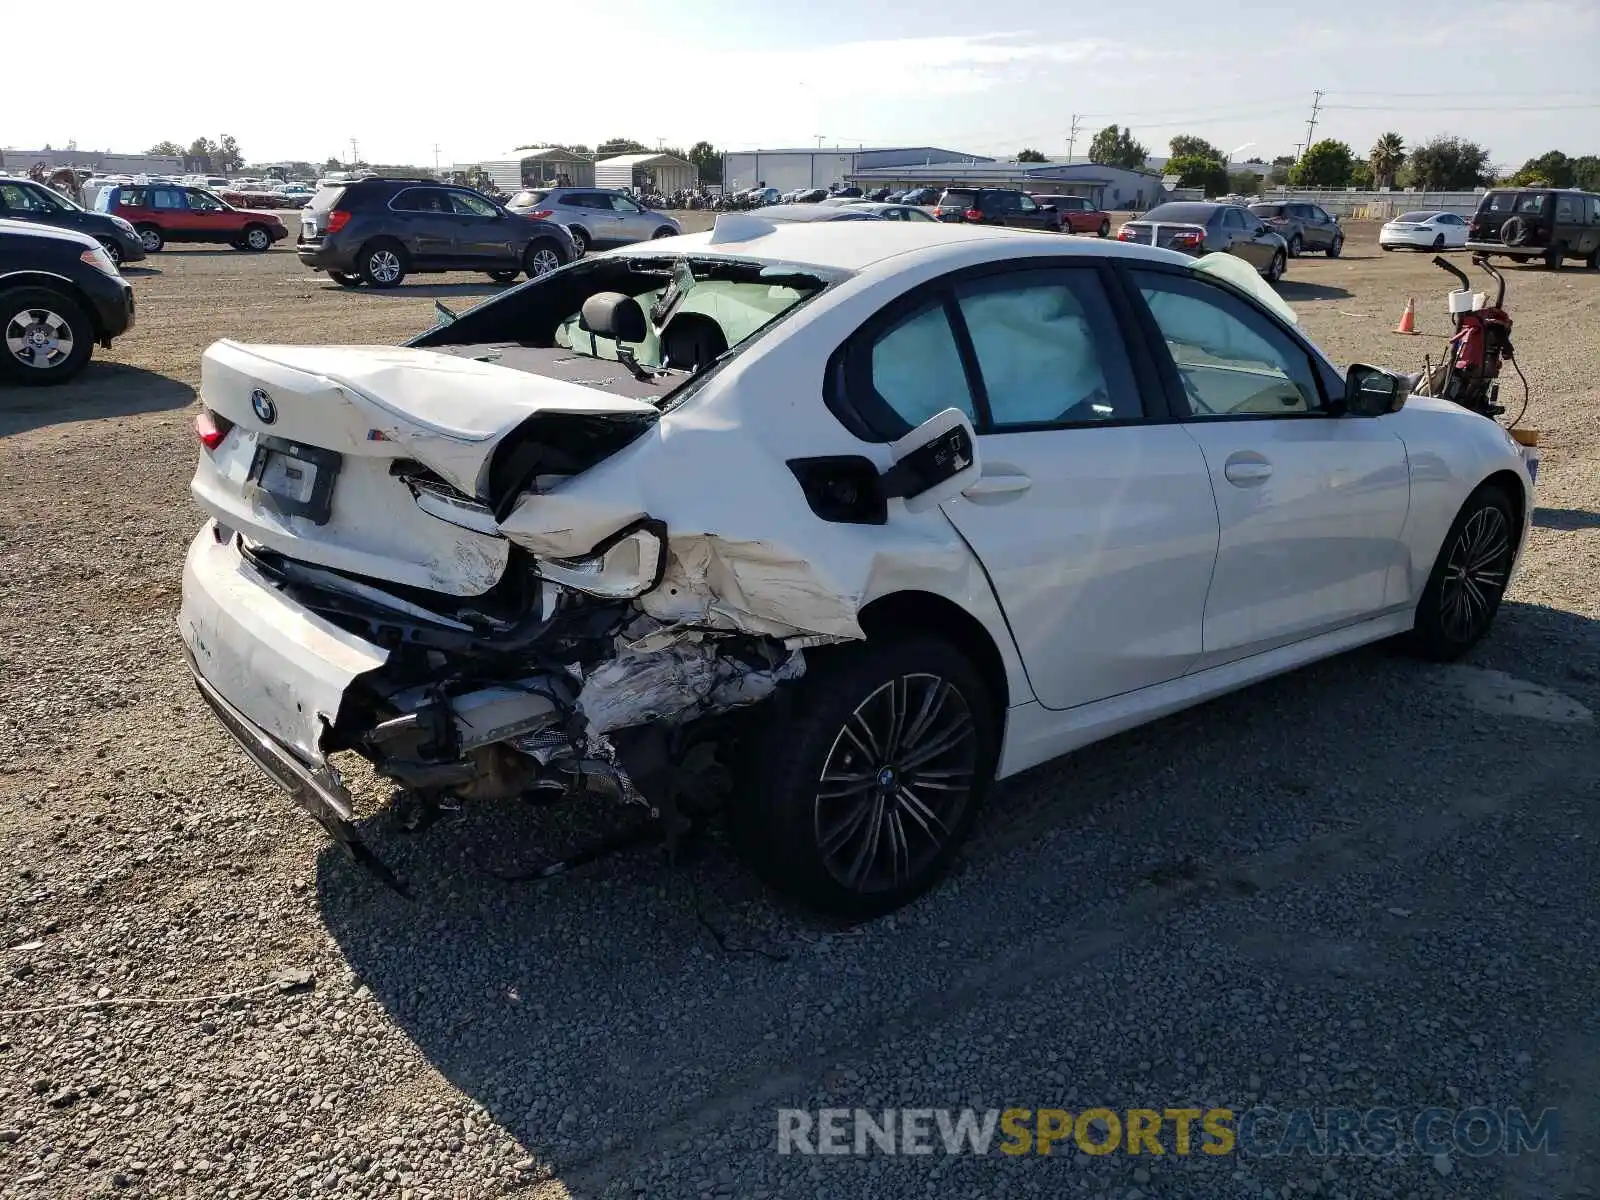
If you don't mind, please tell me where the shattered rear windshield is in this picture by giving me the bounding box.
[405,254,841,408]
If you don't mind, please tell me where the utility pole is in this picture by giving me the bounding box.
[1301,90,1324,158]
[349,137,359,166]
[433,144,441,173]
[1066,113,1082,162]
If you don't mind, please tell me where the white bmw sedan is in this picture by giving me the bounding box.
[1379,210,1471,251]
[179,216,1536,917]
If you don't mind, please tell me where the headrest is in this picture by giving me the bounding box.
[579,292,647,343]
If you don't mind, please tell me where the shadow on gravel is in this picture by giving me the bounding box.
[0,363,193,437]
[120,266,161,277]
[329,282,508,300]
[1276,279,1353,301]
[312,599,1599,1193]
[1533,507,1600,531]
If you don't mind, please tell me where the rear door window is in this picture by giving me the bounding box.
[1517,193,1548,215]
[1555,194,1579,223]
[868,299,977,428]
[391,187,448,213]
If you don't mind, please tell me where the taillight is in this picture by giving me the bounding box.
[325,210,351,233]
[195,408,232,451]
[1171,231,1202,249]
[1117,226,1136,241]
[524,209,555,219]
[964,208,983,221]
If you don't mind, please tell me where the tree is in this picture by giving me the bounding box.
[1169,135,1224,163]
[1087,125,1149,170]
[147,140,184,157]
[217,134,244,174]
[596,137,648,158]
[1288,139,1355,188]
[186,137,219,172]
[323,157,342,172]
[1167,153,1229,197]
[687,140,722,184]
[1572,155,1600,192]
[1228,171,1264,197]
[1408,136,1494,190]
[1368,132,1405,190]
[1509,150,1574,188]
[1349,161,1375,189]
[1016,147,1047,162]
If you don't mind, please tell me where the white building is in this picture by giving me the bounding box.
[721,147,991,195]
[594,152,698,194]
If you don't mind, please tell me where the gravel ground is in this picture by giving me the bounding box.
[1,222,1597,1200]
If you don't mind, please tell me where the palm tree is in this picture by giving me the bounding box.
[1370,132,1406,190]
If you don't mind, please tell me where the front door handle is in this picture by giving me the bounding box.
[1223,457,1273,486]
[963,473,1032,497]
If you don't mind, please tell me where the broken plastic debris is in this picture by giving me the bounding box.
[274,967,315,993]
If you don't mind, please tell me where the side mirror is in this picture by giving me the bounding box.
[880,408,981,513]
[1342,363,1409,417]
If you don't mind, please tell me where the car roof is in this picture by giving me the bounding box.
[0,216,99,250]
[620,217,1190,272]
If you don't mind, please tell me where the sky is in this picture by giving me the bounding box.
[8,0,1598,172]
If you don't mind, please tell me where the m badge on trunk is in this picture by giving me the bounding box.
[251,389,277,424]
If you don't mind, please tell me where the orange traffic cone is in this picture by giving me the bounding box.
[1394,298,1417,335]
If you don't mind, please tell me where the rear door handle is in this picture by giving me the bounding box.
[962,473,1032,497]
[1223,458,1273,486]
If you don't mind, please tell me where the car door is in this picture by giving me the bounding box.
[446,190,514,265]
[1552,192,1585,255]
[388,186,456,264]
[1300,204,1328,250]
[148,186,191,240]
[181,188,233,241]
[607,193,654,241]
[1439,213,1469,248]
[1013,193,1054,230]
[851,264,1221,709]
[1125,266,1412,668]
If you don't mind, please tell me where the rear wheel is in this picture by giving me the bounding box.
[733,637,996,919]
[523,240,563,278]
[1432,233,1446,249]
[1588,245,1600,271]
[567,227,590,255]
[1287,235,1303,258]
[136,224,163,253]
[359,241,407,288]
[328,271,362,287]
[1545,243,1566,270]
[1404,485,1517,661]
[0,286,95,386]
[487,269,520,283]
[651,226,676,239]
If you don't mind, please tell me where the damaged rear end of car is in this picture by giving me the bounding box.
[180,250,845,885]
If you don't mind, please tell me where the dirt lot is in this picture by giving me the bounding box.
[1,221,1597,1200]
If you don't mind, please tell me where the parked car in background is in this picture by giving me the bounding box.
[0,219,134,385]
[1466,187,1600,268]
[1031,195,1112,237]
[503,187,680,255]
[935,188,1061,231]
[1248,201,1344,257]
[180,218,1533,916]
[0,178,145,266]
[747,203,886,223]
[838,202,936,222]
[1119,202,1288,281]
[297,176,577,288]
[1378,211,1470,252]
[899,188,941,206]
[95,183,288,253]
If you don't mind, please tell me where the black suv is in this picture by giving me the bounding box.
[0,178,146,266]
[1466,187,1600,268]
[1248,200,1344,257]
[933,188,1061,231]
[296,177,578,289]
[0,219,135,386]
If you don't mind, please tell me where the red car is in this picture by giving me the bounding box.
[94,183,288,253]
[1030,194,1112,237]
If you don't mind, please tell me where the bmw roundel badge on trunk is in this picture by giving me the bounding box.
[251,389,277,424]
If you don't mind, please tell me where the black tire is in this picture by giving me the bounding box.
[1287,235,1302,258]
[487,269,520,283]
[1265,250,1286,283]
[1327,234,1343,258]
[1545,244,1566,270]
[1432,234,1446,249]
[135,224,164,253]
[0,286,95,386]
[359,241,407,288]
[733,637,997,919]
[567,226,590,255]
[1404,485,1518,662]
[1098,219,1111,238]
[651,226,676,239]
[328,271,363,287]
[97,237,124,267]
[240,225,273,252]
[1588,245,1600,271]
[523,240,563,278]
[1382,244,1395,252]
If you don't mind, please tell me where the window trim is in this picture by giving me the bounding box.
[1111,259,1338,423]
[388,186,450,214]
[446,189,500,218]
[825,258,1169,443]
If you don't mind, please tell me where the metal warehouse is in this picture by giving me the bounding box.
[476,148,596,194]
[848,160,1167,211]
[721,147,992,194]
[595,153,698,195]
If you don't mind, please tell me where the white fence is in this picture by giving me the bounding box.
[1262,187,1488,219]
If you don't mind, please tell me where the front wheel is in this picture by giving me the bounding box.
[1404,486,1517,661]
[733,638,996,919]
[1545,244,1566,270]
[1326,235,1343,258]
[651,226,676,239]
[567,227,590,256]
[523,241,563,278]
[1287,235,1302,258]
[487,269,520,283]
[1432,233,1446,250]
[1265,250,1286,283]
[0,287,94,386]
[240,225,273,251]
